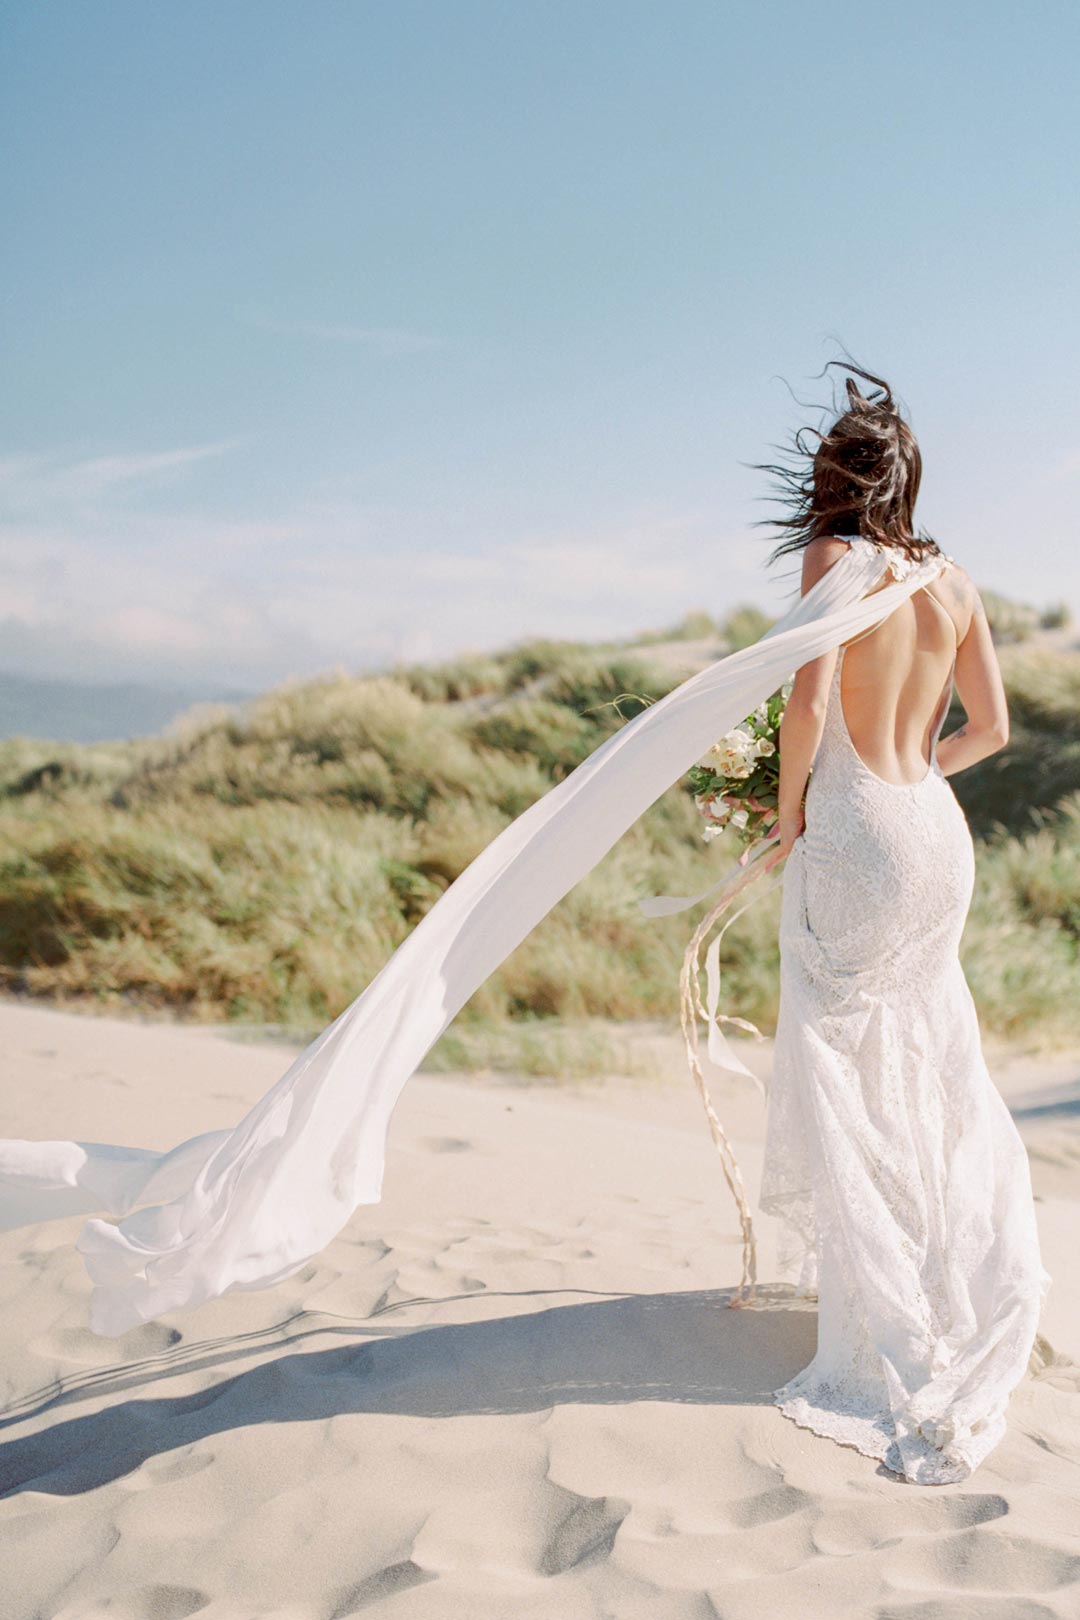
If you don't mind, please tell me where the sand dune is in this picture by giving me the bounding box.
[1,1003,1078,1618]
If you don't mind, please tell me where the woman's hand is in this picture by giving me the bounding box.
[763,806,805,871]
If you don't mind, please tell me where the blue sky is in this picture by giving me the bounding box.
[2,1,1077,690]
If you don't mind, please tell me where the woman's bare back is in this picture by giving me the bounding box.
[777,540,1007,849]
[838,562,973,787]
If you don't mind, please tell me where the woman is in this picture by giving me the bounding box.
[757,364,1051,1483]
[0,363,1050,1487]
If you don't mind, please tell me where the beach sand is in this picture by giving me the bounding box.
[1,1001,1078,1618]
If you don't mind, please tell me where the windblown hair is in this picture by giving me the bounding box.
[752,359,941,572]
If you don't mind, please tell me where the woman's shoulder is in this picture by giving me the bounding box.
[931,553,979,635]
[799,532,969,597]
[858,534,965,581]
[800,534,857,591]
[885,543,979,644]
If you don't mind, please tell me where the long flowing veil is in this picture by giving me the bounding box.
[0,538,950,1336]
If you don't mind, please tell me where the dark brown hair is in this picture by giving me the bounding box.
[750,358,941,572]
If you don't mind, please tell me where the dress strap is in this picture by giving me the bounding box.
[828,534,956,571]
[841,621,882,653]
[827,538,955,654]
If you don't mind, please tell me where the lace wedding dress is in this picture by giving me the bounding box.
[761,549,1053,1485]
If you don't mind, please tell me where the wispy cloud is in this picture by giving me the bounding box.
[246,312,444,354]
[0,475,763,689]
[0,433,772,690]
[0,437,248,512]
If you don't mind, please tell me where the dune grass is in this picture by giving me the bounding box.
[1,625,1078,1071]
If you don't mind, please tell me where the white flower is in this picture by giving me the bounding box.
[702,823,725,842]
[754,736,776,757]
[697,794,729,823]
[729,807,749,830]
[885,551,915,581]
[711,729,759,775]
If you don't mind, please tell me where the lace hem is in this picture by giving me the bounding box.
[772,1385,977,1486]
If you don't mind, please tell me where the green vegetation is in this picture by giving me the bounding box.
[1,612,1078,1071]
[1039,601,1072,632]
[949,643,1080,837]
[717,603,776,652]
[631,608,722,646]
[981,589,1040,643]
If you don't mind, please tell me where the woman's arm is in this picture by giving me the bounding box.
[934,571,1010,777]
[765,537,852,868]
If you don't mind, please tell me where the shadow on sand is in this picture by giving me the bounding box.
[1012,1078,1080,1125]
[1,1283,818,1497]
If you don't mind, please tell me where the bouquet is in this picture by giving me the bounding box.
[687,678,793,854]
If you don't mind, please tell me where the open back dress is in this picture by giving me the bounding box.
[762,543,1052,1484]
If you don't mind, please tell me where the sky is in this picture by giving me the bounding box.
[1,1,1078,693]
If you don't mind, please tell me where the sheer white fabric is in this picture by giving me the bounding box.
[0,539,1050,1487]
[763,552,1053,1483]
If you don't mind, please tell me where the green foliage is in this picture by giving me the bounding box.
[980,589,1038,643]
[1039,601,1073,631]
[471,698,595,776]
[393,653,510,704]
[962,792,1080,1042]
[718,604,776,652]
[949,647,1080,838]
[632,609,720,645]
[0,618,1078,1066]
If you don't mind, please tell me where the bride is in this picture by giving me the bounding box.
[0,361,1050,1486]
[753,364,1052,1483]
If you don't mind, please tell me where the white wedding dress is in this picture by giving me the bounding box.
[0,538,1051,1486]
[762,560,1052,1484]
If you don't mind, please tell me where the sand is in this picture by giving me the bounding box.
[0,1001,1078,1618]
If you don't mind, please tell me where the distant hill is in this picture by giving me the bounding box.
[0,596,1078,1064]
[0,670,252,744]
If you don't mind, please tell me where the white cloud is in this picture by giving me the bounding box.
[245,312,444,355]
[0,518,768,691]
[0,440,775,691]
[0,438,248,513]
[5,436,1076,699]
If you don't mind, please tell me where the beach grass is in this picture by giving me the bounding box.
[1,619,1078,1071]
